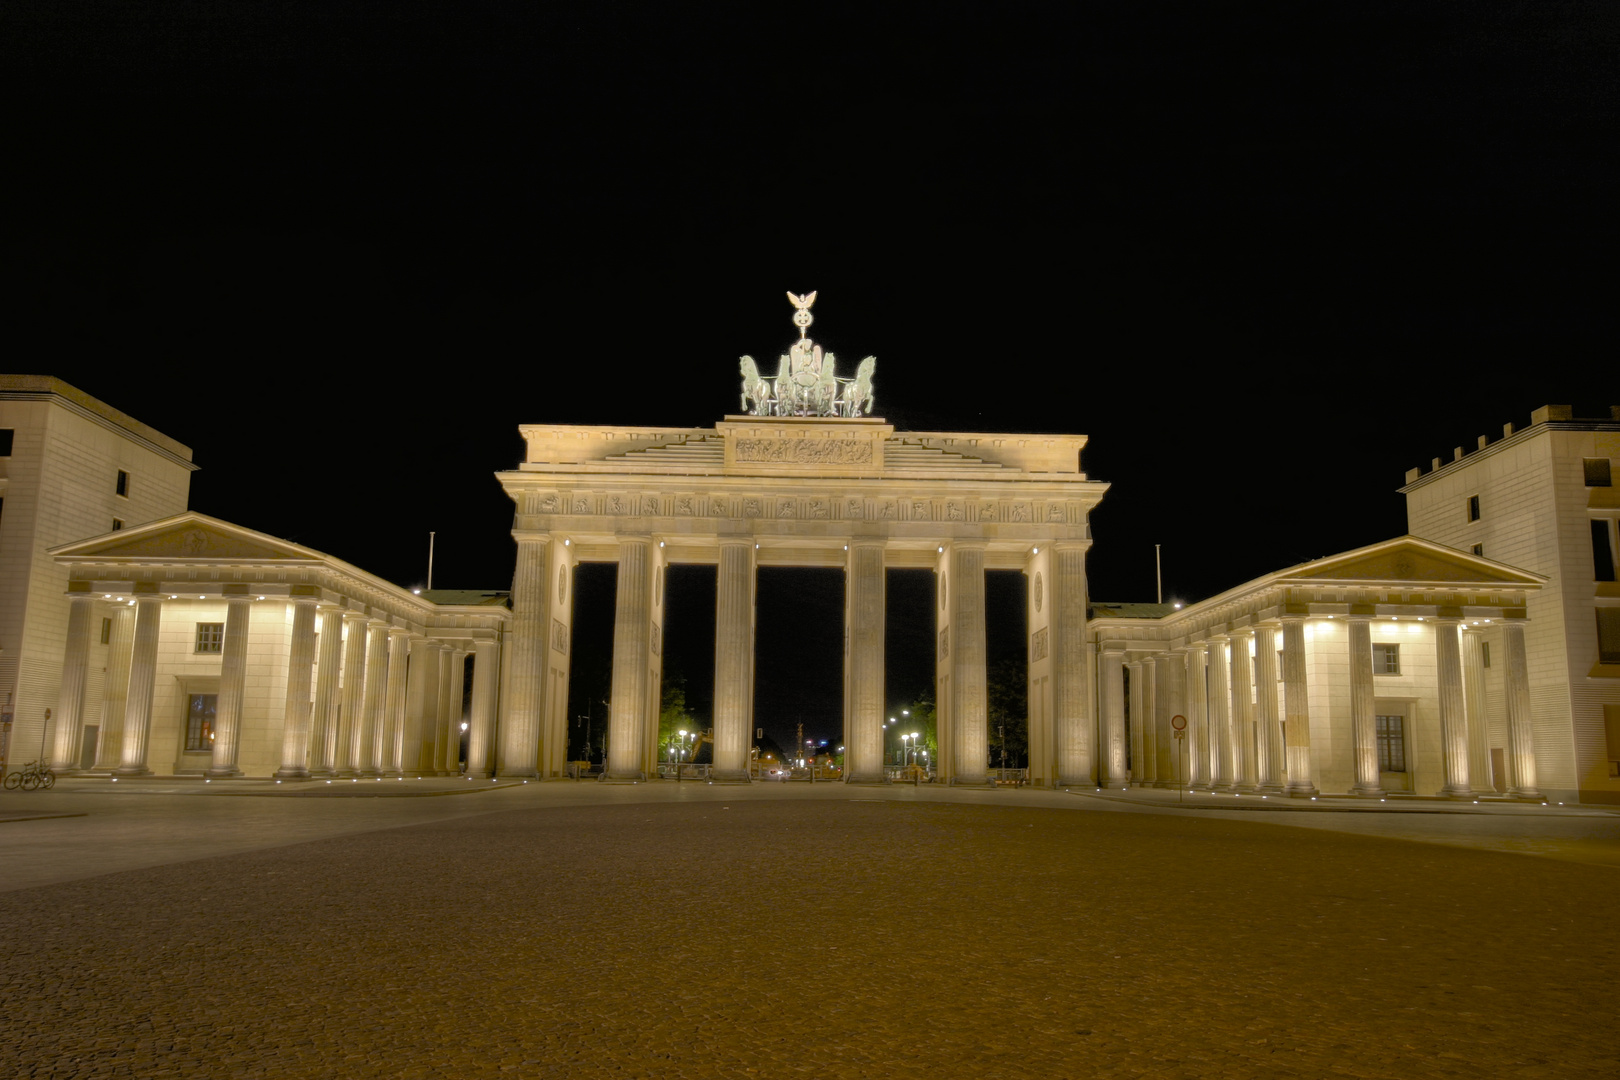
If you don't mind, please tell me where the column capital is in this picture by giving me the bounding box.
[1278,612,1309,624]
[1228,625,1255,640]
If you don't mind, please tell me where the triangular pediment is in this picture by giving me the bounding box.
[1279,537,1544,587]
[50,513,317,563]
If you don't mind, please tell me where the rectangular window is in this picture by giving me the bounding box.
[184,693,217,752]
[1598,608,1620,665]
[0,429,13,456]
[1376,714,1407,772]
[115,469,129,497]
[1585,458,1613,488]
[1481,641,1491,668]
[100,617,112,645]
[1471,543,1484,556]
[1373,643,1401,674]
[111,519,123,531]
[1467,494,1481,522]
[195,622,225,654]
[1594,520,1617,582]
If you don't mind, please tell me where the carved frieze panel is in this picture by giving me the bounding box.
[735,438,874,464]
[846,498,865,519]
[939,626,949,660]
[979,502,997,521]
[538,493,561,513]
[777,498,797,518]
[651,622,661,656]
[808,498,829,519]
[675,494,695,516]
[946,501,964,521]
[552,618,568,655]
[1009,502,1030,522]
[641,496,661,516]
[572,496,592,514]
[744,498,762,518]
[608,494,629,515]
[1032,626,1048,661]
[880,501,897,519]
[911,499,931,521]
[1034,572,1043,612]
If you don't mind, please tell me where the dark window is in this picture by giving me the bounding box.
[1585,459,1613,488]
[0,429,12,456]
[1594,520,1617,582]
[1376,714,1407,772]
[195,622,224,654]
[1598,608,1620,665]
[1467,494,1481,522]
[111,519,123,531]
[1481,641,1491,668]
[100,617,111,645]
[184,694,217,752]
[1471,543,1484,556]
[1373,643,1401,674]
[115,469,129,497]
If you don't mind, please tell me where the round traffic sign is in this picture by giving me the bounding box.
[1170,714,1187,731]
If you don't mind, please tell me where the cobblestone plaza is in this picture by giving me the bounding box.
[4,782,1618,1078]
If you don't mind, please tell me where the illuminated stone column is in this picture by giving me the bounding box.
[1229,628,1256,791]
[467,639,499,777]
[1461,627,1493,794]
[307,605,346,777]
[606,538,653,781]
[1253,625,1283,792]
[1140,656,1158,785]
[334,611,370,776]
[946,543,989,785]
[355,622,390,776]
[48,594,97,774]
[1347,613,1384,796]
[1503,619,1540,798]
[1099,643,1128,788]
[1186,643,1209,789]
[274,598,320,779]
[402,639,438,775]
[439,647,465,775]
[1164,649,1187,787]
[1435,616,1472,797]
[1127,659,1145,785]
[1280,615,1318,797]
[379,628,410,776]
[1049,541,1093,787]
[1206,634,1232,790]
[712,540,756,783]
[845,540,888,784]
[206,596,253,778]
[93,604,135,770]
[116,594,164,776]
[501,536,551,779]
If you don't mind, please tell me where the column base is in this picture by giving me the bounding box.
[273,768,311,780]
[1508,788,1544,801]
[843,771,887,785]
[112,765,152,777]
[709,769,752,785]
[1098,781,1131,790]
[598,771,646,784]
[307,768,334,778]
[1285,782,1320,798]
[498,770,539,781]
[1439,784,1474,799]
[1352,785,1387,797]
[950,776,996,787]
[204,765,242,779]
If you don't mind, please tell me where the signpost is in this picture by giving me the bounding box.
[1170,714,1187,802]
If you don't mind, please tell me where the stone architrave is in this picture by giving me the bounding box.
[274,599,320,779]
[711,540,756,783]
[48,594,96,774]
[94,604,135,770]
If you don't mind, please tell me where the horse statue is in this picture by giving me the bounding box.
[739,356,772,415]
[844,356,876,417]
[811,352,839,415]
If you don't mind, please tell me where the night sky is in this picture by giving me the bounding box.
[5,2,1608,749]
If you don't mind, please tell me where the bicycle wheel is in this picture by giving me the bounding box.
[2,772,19,790]
[40,772,56,790]
[21,774,40,791]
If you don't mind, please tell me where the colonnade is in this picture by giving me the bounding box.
[1099,613,1539,798]
[48,587,492,780]
[500,535,1094,785]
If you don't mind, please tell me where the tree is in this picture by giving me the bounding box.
[987,657,1028,768]
[657,678,701,761]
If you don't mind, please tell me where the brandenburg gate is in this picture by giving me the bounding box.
[496,293,1109,785]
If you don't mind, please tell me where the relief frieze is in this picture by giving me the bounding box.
[734,438,874,464]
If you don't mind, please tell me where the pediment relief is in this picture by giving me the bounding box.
[1283,539,1540,586]
[57,520,308,562]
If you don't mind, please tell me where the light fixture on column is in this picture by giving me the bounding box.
[564,539,570,546]
[1032,547,1039,555]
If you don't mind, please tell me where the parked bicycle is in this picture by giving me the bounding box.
[3,761,56,791]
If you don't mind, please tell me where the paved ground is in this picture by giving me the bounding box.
[3,781,1619,1078]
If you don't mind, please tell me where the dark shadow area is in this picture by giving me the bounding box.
[753,567,844,756]
[986,569,1029,768]
[565,562,616,764]
[662,563,717,741]
[885,568,935,706]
